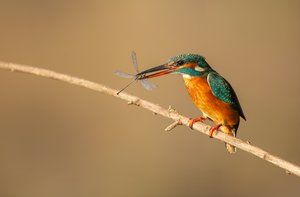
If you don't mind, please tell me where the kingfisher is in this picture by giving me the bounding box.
[137,54,246,153]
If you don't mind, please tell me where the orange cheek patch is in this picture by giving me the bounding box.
[182,63,198,69]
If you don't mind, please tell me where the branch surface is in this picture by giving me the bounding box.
[0,61,300,177]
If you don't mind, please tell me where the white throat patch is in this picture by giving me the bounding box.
[182,74,192,79]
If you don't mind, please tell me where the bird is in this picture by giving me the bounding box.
[137,54,246,153]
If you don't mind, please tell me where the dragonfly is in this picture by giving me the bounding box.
[114,51,157,95]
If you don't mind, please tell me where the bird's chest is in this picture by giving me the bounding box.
[183,76,238,125]
[183,76,215,110]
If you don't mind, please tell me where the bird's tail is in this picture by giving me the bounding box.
[221,126,236,154]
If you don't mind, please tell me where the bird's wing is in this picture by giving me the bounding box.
[207,72,246,120]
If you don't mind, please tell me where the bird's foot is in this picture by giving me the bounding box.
[188,116,206,129]
[208,124,222,138]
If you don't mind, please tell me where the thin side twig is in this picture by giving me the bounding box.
[0,61,300,177]
[164,120,182,131]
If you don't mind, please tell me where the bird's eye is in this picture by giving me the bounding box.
[176,60,184,66]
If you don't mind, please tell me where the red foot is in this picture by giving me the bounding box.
[209,124,222,138]
[188,116,206,129]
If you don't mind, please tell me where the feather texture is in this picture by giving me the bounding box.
[207,72,246,120]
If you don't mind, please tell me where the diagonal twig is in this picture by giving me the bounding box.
[0,61,300,177]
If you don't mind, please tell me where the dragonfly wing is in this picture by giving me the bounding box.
[131,51,140,73]
[115,52,158,93]
[114,71,135,79]
[140,79,158,90]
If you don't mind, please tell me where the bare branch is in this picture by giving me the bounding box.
[0,61,300,177]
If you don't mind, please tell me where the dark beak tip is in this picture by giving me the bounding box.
[137,64,167,75]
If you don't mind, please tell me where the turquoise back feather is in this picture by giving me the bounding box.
[207,72,246,120]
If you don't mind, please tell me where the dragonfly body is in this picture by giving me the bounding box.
[115,51,157,94]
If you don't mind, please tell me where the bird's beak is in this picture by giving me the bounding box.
[137,62,179,79]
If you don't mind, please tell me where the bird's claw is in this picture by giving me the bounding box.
[188,116,206,129]
[208,124,222,138]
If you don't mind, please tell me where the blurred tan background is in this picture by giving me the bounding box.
[0,0,299,196]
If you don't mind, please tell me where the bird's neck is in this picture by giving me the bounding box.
[182,75,207,89]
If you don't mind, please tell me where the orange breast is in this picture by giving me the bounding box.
[183,76,239,127]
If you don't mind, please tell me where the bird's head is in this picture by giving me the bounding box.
[138,54,213,79]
